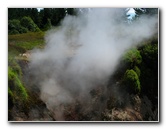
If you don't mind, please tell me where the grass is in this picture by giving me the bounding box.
[9,31,45,53]
[8,31,45,61]
[8,31,44,42]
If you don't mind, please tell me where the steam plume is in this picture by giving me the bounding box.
[29,8,157,120]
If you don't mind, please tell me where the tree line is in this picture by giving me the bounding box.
[8,8,76,34]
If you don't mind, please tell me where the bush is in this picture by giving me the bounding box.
[8,29,19,35]
[8,19,21,30]
[8,19,28,34]
[20,16,40,32]
[8,19,21,34]
[19,26,28,33]
[8,17,40,35]
[124,69,141,93]
[140,43,158,70]
[123,48,142,67]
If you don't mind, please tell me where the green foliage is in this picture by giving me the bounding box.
[66,8,76,15]
[124,69,141,93]
[123,48,142,69]
[141,43,158,66]
[43,18,52,31]
[8,16,40,35]
[8,31,45,108]
[123,48,142,66]
[8,19,28,34]
[8,8,77,31]
[139,40,158,97]
[20,16,40,32]
[8,57,22,77]
[134,66,141,78]
[8,19,21,30]
[48,8,66,27]
[8,67,28,102]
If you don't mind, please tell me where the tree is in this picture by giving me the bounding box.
[8,19,28,34]
[30,8,40,25]
[8,8,26,20]
[43,18,52,30]
[139,39,158,98]
[66,8,76,15]
[41,8,52,28]
[20,16,40,32]
[50,8,66,26]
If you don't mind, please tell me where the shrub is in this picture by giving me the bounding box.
[8,29,19,35]
[124,69,141,93]
[8,19,28,34]
[123,48,142,67]
[8,19,21,34]
[20,16,40,32]
[19,26,28,34]
[8,19,21,30]
[141,43,158,70]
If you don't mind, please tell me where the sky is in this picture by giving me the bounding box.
[37,8,43,12]
[126,8,136,20]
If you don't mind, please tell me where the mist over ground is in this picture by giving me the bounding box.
[29,8,158,120]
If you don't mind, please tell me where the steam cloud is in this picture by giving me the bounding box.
[29,8,158,120]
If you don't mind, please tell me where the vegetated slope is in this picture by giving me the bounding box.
[8,32,55,121]
[8,32,158,121]
[102,35,158,121]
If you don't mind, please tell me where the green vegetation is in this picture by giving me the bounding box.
[124,69,141,93]
[8,57,22,77]
[8,56,28,109]
[123,48,142,67]
[8,67,28,102]
[119,37,158,96]
[8,19,28,34]
[9,32,45,51]
[20,16,40,32]
[9,16,40,35]
[8,31,45,114]
[134,66,141,77]
[139,39,158,98]
[8,8,76,33]
[121,48,143,93]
